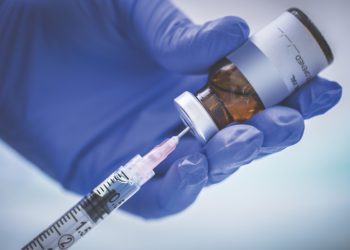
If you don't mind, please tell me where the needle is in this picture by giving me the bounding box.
[177,127,190,139]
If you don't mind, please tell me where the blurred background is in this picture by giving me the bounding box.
[1,0,349,249]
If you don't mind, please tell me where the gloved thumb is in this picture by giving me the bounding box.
[119,0,249,74]
[151,15,249,74]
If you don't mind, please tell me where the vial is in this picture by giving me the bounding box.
[175,8,333,143]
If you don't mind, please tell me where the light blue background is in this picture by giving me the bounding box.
[1,0,349,249]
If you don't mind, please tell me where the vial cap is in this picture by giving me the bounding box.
[174,92,218,143]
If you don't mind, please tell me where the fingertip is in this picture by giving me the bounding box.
[231,16,250,38]
[204,15,250,41]
[285,77,342,119]
[199,16,250,67]
[308,79,342,118]
[205,125,263,182]
[122,154,208,219]
[157,153,208,215]
[247,106,305,148]
[176,153,209,186]
[206,124,264,152]
[154,15,250,74]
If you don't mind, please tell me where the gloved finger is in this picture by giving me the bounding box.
[118,0,249,74]
[204,125,263,184]
[120,153,208,219]
[283,77,342,119]
[245,106,305,156]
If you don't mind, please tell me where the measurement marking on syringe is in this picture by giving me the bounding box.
[57,219,63,226]
[75,205,81,212]
[31,238,44,250]
[103,183,110,191]
[69,211,78,222]
[25,238,43,250]
[85,196,104,220]
[37,240,44,250]
[53,225,61,236]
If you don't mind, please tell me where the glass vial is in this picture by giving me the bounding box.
[175,8,333,143]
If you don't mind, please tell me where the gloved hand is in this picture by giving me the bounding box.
[0,0,341,219]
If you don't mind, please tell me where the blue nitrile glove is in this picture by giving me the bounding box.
[0,0,342,219]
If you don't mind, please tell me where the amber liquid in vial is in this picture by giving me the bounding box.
[196,59,264,129]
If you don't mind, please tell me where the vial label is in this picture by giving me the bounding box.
[251,12,328,92]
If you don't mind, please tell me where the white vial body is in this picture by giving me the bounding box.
[227,10,331,107]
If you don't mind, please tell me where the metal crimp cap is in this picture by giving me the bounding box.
[174,91,218,143]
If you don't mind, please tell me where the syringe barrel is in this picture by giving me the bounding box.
[22,156,153,250]
[22,134,180,250]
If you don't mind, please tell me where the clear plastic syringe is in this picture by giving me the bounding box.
[22,127,190,250]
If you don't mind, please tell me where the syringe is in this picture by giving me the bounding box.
[22,127,190,250]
